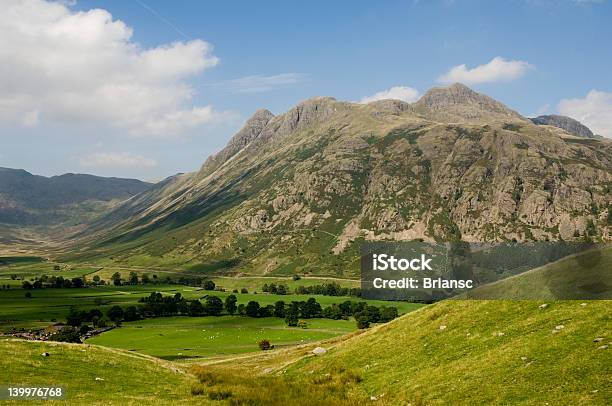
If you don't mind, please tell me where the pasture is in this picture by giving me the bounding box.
[87,316,355,360]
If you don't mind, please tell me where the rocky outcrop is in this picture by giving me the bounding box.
[530,114,595,138]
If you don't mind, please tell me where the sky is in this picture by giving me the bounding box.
[0,0,611,181]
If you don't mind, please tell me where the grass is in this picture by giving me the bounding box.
[86,316,355,360]
[195,300,611,405]
[0,338,198,405]
[2,299,609,405]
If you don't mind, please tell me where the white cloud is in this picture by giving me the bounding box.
[437,57,534,85]
[224,73,304,93]
[359,86,421,104]
[0,0,228,137]
[558,90,612,138]
[79,152,157,169]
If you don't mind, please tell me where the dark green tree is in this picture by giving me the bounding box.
[107,305,124,322]
[189,300,204,316]
[205,296,224,316]
[224,294,238,315]
[245,301,260,317]
[274,301,286,318]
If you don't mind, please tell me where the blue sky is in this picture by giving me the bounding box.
[0,0,610,180]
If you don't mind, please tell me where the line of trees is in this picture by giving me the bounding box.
[62,291,398,330]
[294,282,361,297]
[261,282,362,297]
[19,272,219,290]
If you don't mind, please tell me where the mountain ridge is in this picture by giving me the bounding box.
[0,167,152,226]
[64,84,612,276]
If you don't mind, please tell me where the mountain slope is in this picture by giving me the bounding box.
[0,168,151,225]
[67,85,612,276]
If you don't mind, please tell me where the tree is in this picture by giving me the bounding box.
[189,300,204,316]
[71,277,84,288]
[88,308,103,320]
[258,305,274,317]
[66,306,83,327]
[379,306,398,323]
[245,301,260,317]
[240,288,248,294]
[25,291,32,298]
[49,327,81,343]
[274,301,286,318]
[205,296,224,316]
[111,272,122,286]
[22,281,33,289]
[292,274,301,281]
[301,298,322,318]
[237,304,246,315]
[92,275,101,283]
[224,294,238,315]
[124,306,141,321]
[107,305,124,322]
[322,305,343,320]
[128,272,139,285]
[356,314,370,329]
[285,302,299,326]
[203,280,216,291]
[276,284,288,295]
[141,273,150,284]
[363,306,381,323]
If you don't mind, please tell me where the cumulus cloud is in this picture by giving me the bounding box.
[558,90,612,138]
[0,0,227,136]
[438,57,534,85]
[79,152,157,169]
[223,73,305,93]
[359,86,421,104]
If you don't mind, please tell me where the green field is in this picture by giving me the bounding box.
[0,280,422,331]
[86,316,355,360]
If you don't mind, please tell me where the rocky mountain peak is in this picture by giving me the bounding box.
[414,83,523,123]
[530,114,595,138]
[200,108,274,175]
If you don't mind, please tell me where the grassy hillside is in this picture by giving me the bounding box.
[465,246,612,300]
[0,339,198,405]
[196,300,610,405]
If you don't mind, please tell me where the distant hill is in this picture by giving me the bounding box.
[530,114,596,138]
[0,168,151,225]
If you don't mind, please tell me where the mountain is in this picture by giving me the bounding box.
[67,84,612,276]
[0,168,151,225]
[530,114,596,138]
[413,83,524,123]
